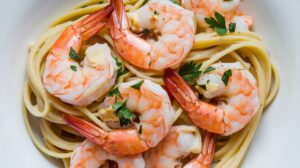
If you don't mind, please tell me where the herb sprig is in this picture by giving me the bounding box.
[69,47,80,61]
[114,57,128,77]
[204,12,236,35]
[131,80,144,90]
[112,100,136,126]
[222,69,232,86]
[179,62,202,84]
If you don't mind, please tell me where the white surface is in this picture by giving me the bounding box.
[0,0,299,167]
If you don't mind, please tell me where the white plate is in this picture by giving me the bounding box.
[0,0,299,167]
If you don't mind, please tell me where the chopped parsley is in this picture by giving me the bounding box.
[199,84,207,91]
[112,100,136,126]
[139,125,143,134]
[131,80,144,90]
[222,69,232,86]
[179,62,202,84]
[203,67,216,74]
[204,11,236,35]
[69,47,80,61]
[107,87,121,97]
[142,0,149,5]
[229,23,236,32]
[154,10,159,15]
[113,57,128,77]
[198,93,204,100]
[70,65,77,71]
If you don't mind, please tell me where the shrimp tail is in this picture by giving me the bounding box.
[109,0,129,38]
[62,113,107,145]
[163,68,199,111]
[164,69,226,135]
[51,3,113,53]
[197,132,216,168]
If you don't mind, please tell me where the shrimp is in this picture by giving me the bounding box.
[70,140,145,168]
[163,62,259,135]
[144,125,202,168]
[109,0,195,71]
[184,132,216,168]
[63,79,175,155]
[181,0,253,32]
[43,3,117,106]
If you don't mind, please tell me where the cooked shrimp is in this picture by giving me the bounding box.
[70,140,145,168]
[63,79,174,154]
[144,125,201,168]
[184,133,216,168]
[181,0,253,31]
[163,62,259,135]
[43,4,117,106]
[109,0,195,71]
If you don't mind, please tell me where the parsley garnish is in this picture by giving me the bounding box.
[70,65,77,71]
[179,62,202,84]
[131,80,144,90]
[113,57,128,77]
[107,87,121,97]
[199,84,207,90]
[139,125,143,134]
[69,47,80,61]
[229,23,236,32]
[203,67,216,74]
[222,69,232,86]
[154,10,159,15]
[204,11,236,35]
[112,100,136,126]
[198,93,204,100]
[142,0,149,5]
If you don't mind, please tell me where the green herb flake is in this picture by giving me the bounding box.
[131,80,144,90]
[139,125,143,134]
[70,65,77,71]
[112,100,127,111]
[199,84,207,91]
[154,10,159,15]
[222,69,232,86]
[69,47,80,61]
[142,0,149,5]
[198,93,204,100]
[203,67,216,74]
[113,57,128,77]
[204,11,231,36]
[179,62,202,84]
[107,87,121,97]
[229,23,236,32]
[118,106,136,126]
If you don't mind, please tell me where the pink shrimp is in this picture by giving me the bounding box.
[43,3,117,106]
[63,79,174,155]
[109,0,195,71]
[163,62,259,136]
[181,0,253,32]
[70,140,145,168]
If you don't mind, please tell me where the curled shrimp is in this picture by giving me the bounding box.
[109,0,195,71]
[144,125,202,168]
[163,62,259,135]
[43,4,117,106]
[181,0,253,32]
[184,132,216,168]
[70,140,145,168]
[63,79,174,154]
